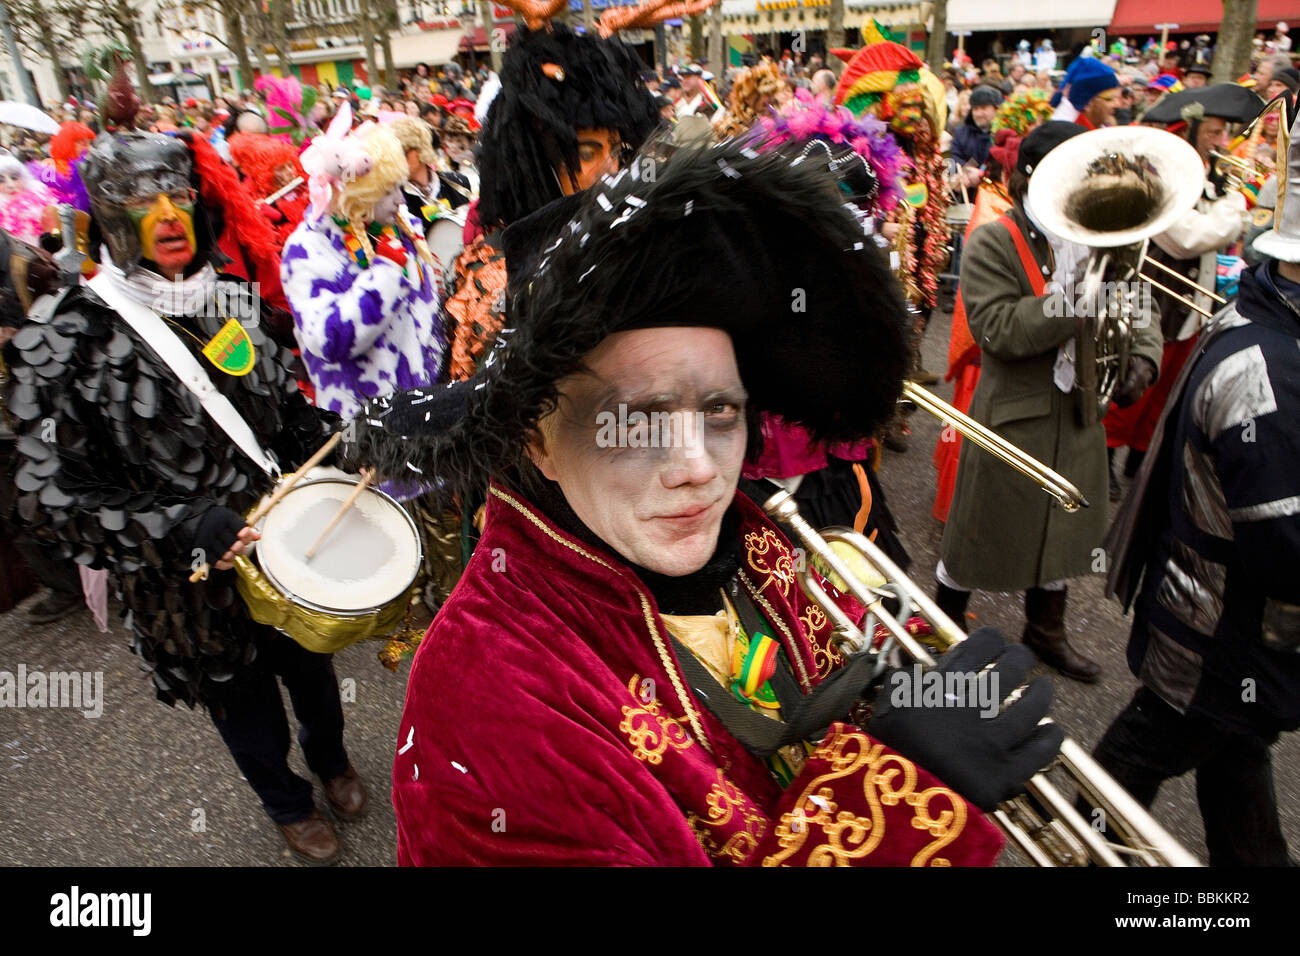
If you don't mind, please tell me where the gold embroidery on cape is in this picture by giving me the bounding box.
[800,602,843,679]
[618,675,694,764]
[684,769,769,865]
[740,572,813,693]
[761,730,967,867]
[490,486,713,756]
[744,528,796,598]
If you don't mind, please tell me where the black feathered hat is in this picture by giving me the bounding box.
[346,136,911,503]
[475,22,661,229]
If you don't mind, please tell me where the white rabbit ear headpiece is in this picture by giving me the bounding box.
[300,101,376,220]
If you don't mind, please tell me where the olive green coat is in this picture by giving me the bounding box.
[939,205,1164,591]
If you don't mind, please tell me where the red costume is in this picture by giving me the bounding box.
[227,132,310,246]
[392,484,1003,866]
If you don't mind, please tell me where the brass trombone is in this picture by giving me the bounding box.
[903,381,1089,512]
[763,488,1202,867]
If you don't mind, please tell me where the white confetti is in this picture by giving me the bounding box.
[405,462,424,473]
[451,761,469,774]
[397,726,415,755]
[579,265,598,283]
[413,763,419,780]
[596,193,613,211]
[809,794,831,812]
[684,200,694,217]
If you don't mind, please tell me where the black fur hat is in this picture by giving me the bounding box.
[476,22,661,229]
[347,136,911,501]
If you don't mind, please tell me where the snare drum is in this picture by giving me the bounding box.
[234,477,423,654]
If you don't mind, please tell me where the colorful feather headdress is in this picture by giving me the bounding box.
[756,94,910,215]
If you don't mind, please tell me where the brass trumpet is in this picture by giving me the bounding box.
[1210,93,1291,197]
[763,489,1202,866]
[903,381,1088,512]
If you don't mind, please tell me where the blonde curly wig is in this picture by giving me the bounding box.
[387,116,438,167]
[334,124,432,266]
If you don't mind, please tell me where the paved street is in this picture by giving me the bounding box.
[1,309,1296,867]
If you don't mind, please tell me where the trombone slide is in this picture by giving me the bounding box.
[762,489,1202,867]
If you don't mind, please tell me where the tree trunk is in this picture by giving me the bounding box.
[358,0,377,87]
[655,23,666,71]
[689,13,704,62]
[115,0,156,104]
[223,0,256,92]
[0,0,39,105]
[271,0,291,74]
[247,0,272,78]
[481,0,501,73]
[379,0,396,89]
[708,0,723,75]
[35,9,72,101]
[826,0,845,77]
[927,0,948,74]
[1214,0,1258,84]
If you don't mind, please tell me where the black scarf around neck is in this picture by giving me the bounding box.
[524,474,739,615]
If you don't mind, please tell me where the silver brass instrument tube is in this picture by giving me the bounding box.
[763,489,1202,867]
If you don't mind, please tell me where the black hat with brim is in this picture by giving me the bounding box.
[1017,120,1087,176]
[1142,83,1265,124]
[345,137,911,503]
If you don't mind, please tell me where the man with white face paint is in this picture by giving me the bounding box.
[281,107,444,420]
[348,139,1063,866]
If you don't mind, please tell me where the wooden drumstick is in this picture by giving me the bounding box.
[304,472,373,562]
[188,431,343,582]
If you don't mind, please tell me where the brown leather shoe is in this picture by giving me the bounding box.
[279,809,340,866]
[323,764,368,820]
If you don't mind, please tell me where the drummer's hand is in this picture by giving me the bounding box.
[880,222,901,240]
[214,526,260,571]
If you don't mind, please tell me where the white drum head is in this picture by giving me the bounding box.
[256,479,421,614]
[427,214,466,280]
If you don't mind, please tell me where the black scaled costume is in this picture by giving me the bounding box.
[3,127,336,712]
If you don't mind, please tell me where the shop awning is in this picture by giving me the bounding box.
[390,28,467,68]
[1110,0,1300,35]
[946,0,1118,32]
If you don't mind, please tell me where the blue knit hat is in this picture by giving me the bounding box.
[1064,58,1119,110]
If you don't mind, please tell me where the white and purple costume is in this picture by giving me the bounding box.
[281,208,444,419]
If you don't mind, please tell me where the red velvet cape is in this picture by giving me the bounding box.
[392,482,1003,866]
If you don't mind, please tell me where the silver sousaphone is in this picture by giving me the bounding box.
[1026,126,1207,422]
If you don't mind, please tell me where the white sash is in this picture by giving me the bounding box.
[87,272,280,478]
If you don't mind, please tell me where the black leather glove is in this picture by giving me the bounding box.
[190,506,248,574]
[867,627,1064,811]
[1111,356,1157,409]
